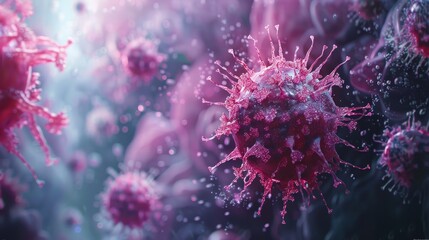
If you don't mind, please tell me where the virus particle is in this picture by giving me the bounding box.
[75,2,85,13]
[406,0,429,58]
[121,38,164,82]
[386,0,429,71]
[86,105,118,142]
[0,208,47,240]
[379,118,429,197]
[0,174,23,215]
[205,25,371,222]
[0,1,71,186]
[350,0,384,20]
[349,0,429,120]
[66,151,87,174]
[102,172,160,229]
[62,208,83,229]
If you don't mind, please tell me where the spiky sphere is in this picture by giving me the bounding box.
[121,38,164,81]
[380,120,429,191]
[206,25,370,222]
[103,172,159,228]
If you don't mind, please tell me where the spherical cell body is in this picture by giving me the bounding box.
[380,120,429,192]
[206,26,370,222]
[121,38,164,81]
[102,172,159,228]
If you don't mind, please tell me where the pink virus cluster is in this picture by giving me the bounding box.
[205,26,371,222]
[379,118,429,197]
[102,172,160,229]
[0,1,71,186]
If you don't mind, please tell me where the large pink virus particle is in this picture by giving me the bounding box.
[379,118,429,197]
[102,172,160,229]
[0,1,71,186]
[121,38,164,82]
[205,25,371,222]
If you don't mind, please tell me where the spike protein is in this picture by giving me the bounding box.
[379,118,429,199]
[0,1,71,187]
[204,25,371,223]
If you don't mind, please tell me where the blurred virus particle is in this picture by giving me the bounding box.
[205,25,371,222]
[379,118,429,198]
[121,38,164,82]
[66,151,87,174]
[86,105,118,141]
[75,2,85,13]
[0,174,23,215]
[0,208,47,240]
[0,1,71,186]
[62,208,83,229]
[350,0,384,20]
[102,172,160,229]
